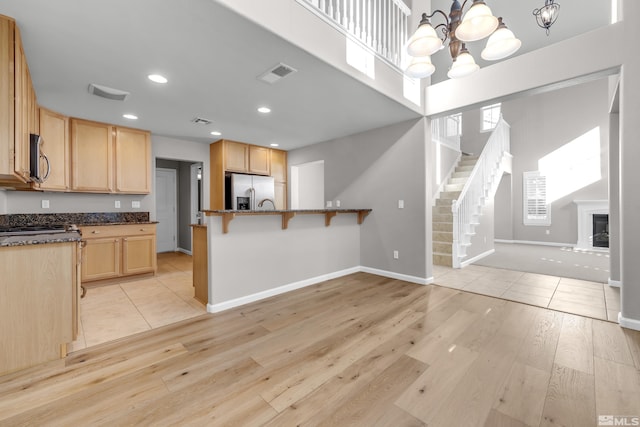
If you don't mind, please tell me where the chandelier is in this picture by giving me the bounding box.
[405,0,521,80]
[533,0,560,35]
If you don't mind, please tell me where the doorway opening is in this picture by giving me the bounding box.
[291,160,325,209]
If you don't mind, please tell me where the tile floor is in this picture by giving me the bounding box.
[433,264,621,322]
[70,252,206,351]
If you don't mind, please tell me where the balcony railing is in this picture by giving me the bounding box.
[296,0,411,69]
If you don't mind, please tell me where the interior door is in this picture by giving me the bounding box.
[156,168,177,253]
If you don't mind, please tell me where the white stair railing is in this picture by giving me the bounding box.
[451,117,510,268]
[296,0,411,69]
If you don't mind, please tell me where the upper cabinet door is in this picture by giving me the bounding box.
[115,127,150,194]
[270,149,287,182]
[248,146,270,175]
[37,108,69,191]
[224,141,248,172]
[71,118,114,192]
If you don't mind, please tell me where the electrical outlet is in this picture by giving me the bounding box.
[326,201,333,208]
[132,201,141,208]
[393,250,399,259]
[41,200,50,209]
[398,200,404,209]
[115,200,121,209]
[546,229,550,235]
[335,200,341,207]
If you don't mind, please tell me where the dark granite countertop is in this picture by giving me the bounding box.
[0,212,152,227]
[0,231,82,247]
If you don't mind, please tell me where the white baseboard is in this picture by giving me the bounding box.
[608,279,622,288]
[461,249,495,268]
[360,266,432,285]
[177,247,192,256]
[206,266,432,313]
[618,312,640,331]
[495,239,575,248]
[207,266,361,313]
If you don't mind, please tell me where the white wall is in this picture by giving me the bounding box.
[288,119,430,281]
[291,161,325,209]
[206,214,361,310]
[151,135,210,221]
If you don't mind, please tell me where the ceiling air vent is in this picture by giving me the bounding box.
[191,117,213,125]
[258,63,297,84]
[88,83,129,101]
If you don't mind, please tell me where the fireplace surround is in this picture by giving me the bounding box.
[574,200,608,250]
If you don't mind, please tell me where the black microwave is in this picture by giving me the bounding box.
[29,133,50,183]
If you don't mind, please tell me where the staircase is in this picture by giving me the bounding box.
[433,117,511,268]
[433,156,478,267]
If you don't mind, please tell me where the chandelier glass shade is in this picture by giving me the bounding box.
[481,18,522,60]
[456,1,498,42]
[406,55,436,79]
[405,0,521,79]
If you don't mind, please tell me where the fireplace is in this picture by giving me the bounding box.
[574,200,608,250]
[592,214,609,248]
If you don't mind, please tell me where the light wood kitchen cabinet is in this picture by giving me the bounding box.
[248,145,270,175]
[220,139,270,175]
[71,118,151,194]
[224,140,248,173]
[271,149,287,209]
[0,15,36,187]
[115,127,151,193]
[80,223,157,283]
[71,118,114,192]
[191,225,208,304]
[209,139,287,210]
[36,107,70,191]
[1,241,78,376]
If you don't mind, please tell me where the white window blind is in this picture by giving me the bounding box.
[523,171,551,226]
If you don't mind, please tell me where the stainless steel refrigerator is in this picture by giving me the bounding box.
[228,173,276,210]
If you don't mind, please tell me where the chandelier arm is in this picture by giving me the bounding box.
[433,23,450,43]
[424,9,450,28]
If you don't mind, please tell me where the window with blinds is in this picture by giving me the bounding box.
[523,171,551,226]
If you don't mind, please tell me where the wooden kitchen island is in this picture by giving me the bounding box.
[199,209,371,312]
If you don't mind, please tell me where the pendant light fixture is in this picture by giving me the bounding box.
[405,0,521,79]
[533,0,560,35]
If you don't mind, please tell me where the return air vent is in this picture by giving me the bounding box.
[88,83,129,101]
[258,63,297,84]
[191,117,213,125]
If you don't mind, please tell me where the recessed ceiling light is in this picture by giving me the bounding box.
[270,143,279,147]
[210,131,222,136]
[257,106,271,114]
[123,114,138,120]
[148,74,168,84]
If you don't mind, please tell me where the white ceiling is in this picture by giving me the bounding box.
[0,0,612,150]
[0,0,420,150]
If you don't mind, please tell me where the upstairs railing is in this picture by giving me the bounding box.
[296,0,411,69]
[451,117,510,267]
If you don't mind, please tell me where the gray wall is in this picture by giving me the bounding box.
[432,142,460,198]
[494,174,513,241]
[462,78,610,245]
[288,118,429,280]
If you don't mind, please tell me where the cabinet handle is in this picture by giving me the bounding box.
[123,238,127,241]
[92,230,100,234]
[140,228,145,231]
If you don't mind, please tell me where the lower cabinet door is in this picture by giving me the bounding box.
[122,235,156,275]
[82,238,120,282]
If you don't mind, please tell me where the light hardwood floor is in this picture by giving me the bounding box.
[1,272,639,426]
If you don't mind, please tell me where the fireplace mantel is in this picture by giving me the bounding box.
[574,200,608,250]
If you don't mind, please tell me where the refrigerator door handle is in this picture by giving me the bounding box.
[250,187,255,210]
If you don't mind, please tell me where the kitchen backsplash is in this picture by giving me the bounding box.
[0,212,150,227]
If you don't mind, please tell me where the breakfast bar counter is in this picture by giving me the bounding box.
[200,208,372,313]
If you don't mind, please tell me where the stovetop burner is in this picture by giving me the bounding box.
[0,224,70,237]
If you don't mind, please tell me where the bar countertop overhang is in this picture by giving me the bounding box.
[202,209,372,233]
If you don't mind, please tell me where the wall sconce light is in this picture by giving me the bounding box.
[533,0,560,35]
